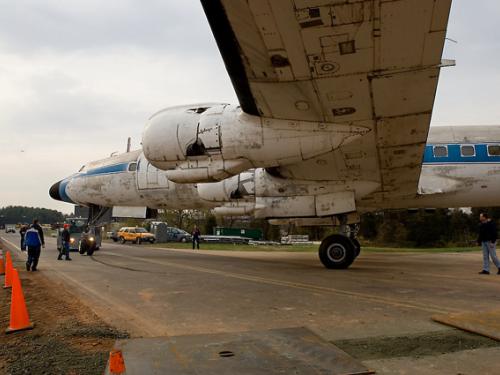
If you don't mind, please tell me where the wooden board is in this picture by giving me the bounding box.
[433,310,500,342]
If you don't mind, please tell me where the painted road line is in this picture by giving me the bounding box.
[1,236,27,259]
[101,250,459,315]
[141,245,499,285]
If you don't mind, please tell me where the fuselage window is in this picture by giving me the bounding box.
[433,145,448,157]
[128,162,137,172]
[460,145,475,157]
[487,145,500,156]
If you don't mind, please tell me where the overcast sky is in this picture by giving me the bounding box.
[1,1,499,214]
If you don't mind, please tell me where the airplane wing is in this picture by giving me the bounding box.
[201,0,452,200]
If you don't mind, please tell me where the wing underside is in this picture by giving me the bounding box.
[201,0,452,200]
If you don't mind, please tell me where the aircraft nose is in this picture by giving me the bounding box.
[49,180,62,201]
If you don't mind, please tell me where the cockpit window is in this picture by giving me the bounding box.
[128,162,137,172]
[460,145,475,157]
[186,107,209,114]
[433,146,448,157]
[488,145,500,156]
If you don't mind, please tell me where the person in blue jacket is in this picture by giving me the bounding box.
[24,219,45,271]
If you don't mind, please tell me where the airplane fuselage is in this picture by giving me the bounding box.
[50,125,500,218]
[49,150,216,210]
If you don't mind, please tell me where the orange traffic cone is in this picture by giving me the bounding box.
[3,251,13,289]
[0,252,5,276]
[108,349,126,374]
[6,269,34,334]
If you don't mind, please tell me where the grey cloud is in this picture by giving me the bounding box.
[0,1,217,56]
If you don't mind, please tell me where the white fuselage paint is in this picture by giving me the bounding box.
[61,150,216,210]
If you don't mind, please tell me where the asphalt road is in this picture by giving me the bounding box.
[2,233,500,374]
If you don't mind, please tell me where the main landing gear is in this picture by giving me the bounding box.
[318,224,361,269]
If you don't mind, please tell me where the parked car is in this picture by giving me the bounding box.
[167,227,192,243]
[116,227,156,244]
[5,224,16,233]
[108,231,119,242]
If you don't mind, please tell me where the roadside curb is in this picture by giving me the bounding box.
[0,236,27,261]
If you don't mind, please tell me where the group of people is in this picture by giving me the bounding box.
[13,214,500,274]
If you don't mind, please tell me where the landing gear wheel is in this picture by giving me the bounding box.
[318,234,356,269]
[87,246,95,256]
[79,242,89,255]
[351,238,361,258]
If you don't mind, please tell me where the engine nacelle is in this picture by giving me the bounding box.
[213,202,256,217]
[142,104,368,183]
[197,171,255,202]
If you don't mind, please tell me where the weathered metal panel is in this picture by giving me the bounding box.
[105,328,373,375]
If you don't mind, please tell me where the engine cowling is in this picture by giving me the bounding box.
[197,171,255,202]
[142,103,369,183]
[213,203,256,217]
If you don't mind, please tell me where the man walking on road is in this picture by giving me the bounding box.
[192,226,201,250]
[19,224,28,251]
[58,224,72,261]
[478,213,500,275]
[25,219,45,271]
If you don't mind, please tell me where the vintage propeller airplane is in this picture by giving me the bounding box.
[51,0,500,269]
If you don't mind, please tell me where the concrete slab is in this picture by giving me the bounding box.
[432,309,500,341]
[364,347,500,375]
[104,327,373,375]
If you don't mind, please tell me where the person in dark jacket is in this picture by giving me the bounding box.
[192,226,201,250]
[19,225,28,251]
[478,213,499,275]
[58,224,72,261]
[25,220,45,271]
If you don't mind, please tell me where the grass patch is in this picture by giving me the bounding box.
[143,242,479,253]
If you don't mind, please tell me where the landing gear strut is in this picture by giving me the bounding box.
[318,223,360,269]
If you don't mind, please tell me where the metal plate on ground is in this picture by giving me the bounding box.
[433,309,500,341]
[105,327,374,375]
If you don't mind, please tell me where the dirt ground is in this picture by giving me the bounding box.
[334,329,499,361]
[0,242,129,375]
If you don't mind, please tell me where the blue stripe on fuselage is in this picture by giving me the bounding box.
[59,178,75,204]
[423,143,500,164]
[82,163,130,177]
[59,162,131,203]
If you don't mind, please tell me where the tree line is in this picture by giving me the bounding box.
[2,205,496,248]
[0,206,65,227]
[157,207,497,248]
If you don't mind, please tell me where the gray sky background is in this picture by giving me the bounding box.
[0,1,499,214]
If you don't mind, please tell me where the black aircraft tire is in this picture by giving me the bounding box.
[79,242,87,255]
[318,235,356,269]
[351,238,361,258]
